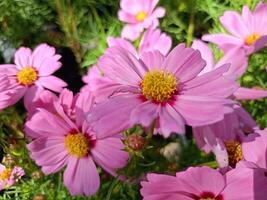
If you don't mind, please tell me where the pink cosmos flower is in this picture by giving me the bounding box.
[202,2,267,55]
[119,0,165,41]
[88,44,238,138]
[0,75,14,111]
[0,164,24,191]
[0,43,67,110]
[193,105,257,167]
[25,89,128,196]
[81,29,172,102]
[192,40,267,100]
[141,166,267,200]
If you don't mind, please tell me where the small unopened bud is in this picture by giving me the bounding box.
[126,134,145,151]
[33,194,47,200]
[31,171,44,180]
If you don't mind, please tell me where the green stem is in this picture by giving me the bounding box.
[145,120,156,145]
[247,0,252,8]
[186,11,195,47]
[106,176,120,200]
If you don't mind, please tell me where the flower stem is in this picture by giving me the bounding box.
[106,176,120,200]
[186,10,195,47]
[146,120,156,145]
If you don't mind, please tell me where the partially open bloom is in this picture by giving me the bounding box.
[119,0,165,41]
[141,166,267,200]
[193,105,257,167]
[0,43,67,110]
[0,164,24,191]
[192,40,267,100]
[203,2,267,55]
[88,44,238,138]
[25,90,128,196]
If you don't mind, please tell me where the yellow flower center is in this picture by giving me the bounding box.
[141,69,177,102]
[225,140,243,167]
[136,11,147,22]
[0,168,12,181]
[17,67,38,85]
[245,33,261,45]
[64,133,90,158]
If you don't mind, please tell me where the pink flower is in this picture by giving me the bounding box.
[81,29,172,101]
[0,75,14,111]
[119,0,165,41]
[25,89,128,196]
[193,105,257,167]
[141,166,267,200]
[0,43,67,110]
[88,44,238,138]
[0,164,24,191]
[192,40,267,100]
[203,2,267,55]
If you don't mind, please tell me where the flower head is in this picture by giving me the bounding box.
[0,164,24,191]
[203,2,267,55]
[118,0,165,41]
[0,43,67,111]
[88,44,238,138]
[25,89,128,196]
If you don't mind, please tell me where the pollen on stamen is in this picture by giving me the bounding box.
[64,133,90,158]
[245,33,261,46]
[141,69,177,103]
[136,11,147,22]
[225,140,243,167]
[16,67,38,86]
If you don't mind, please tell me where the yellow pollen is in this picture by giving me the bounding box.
[141,69,177,102]
[17,67,38,85]
[136,11,147,22]
[245,33,261,45]
[225,140,243,167]
[0,168,12,181]
[64,133,90,158]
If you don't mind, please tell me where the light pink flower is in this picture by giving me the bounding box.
[203,2,267,55]
[192,40,267,100]
[88,44,238,138]
[141,166,267,200]
[193,105,257,167]
[119,0,165,41]
[25,89,128,196]
[0,43,67,110]
[0,164,24,191]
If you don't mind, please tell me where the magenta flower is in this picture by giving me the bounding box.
[203,2,267,55]
[88,44,238,138]
[193,105,257,167]
[0,164,24,191]
[192,40,267,100]
[0,43,67,110]
[25,90,128,196]
[119,0,165,41]
[141,166,267,200]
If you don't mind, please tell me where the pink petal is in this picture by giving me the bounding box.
[220,11,249,38]
[14,47,32,69]
[107,37,138,57]
[140,51,165,71]
[64,156,100,196]
[192,40,215,74]
[91,137,128,176]
[234,87,267,100]
[202,34,244,53]
[88,94,142,138]
[130,101,159,128]
[38,76,67,93]
[0,64,18,75]
[158,104,185,137]
[121,24,143,41]
[24,85,44,112]
[164,44,206,82]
